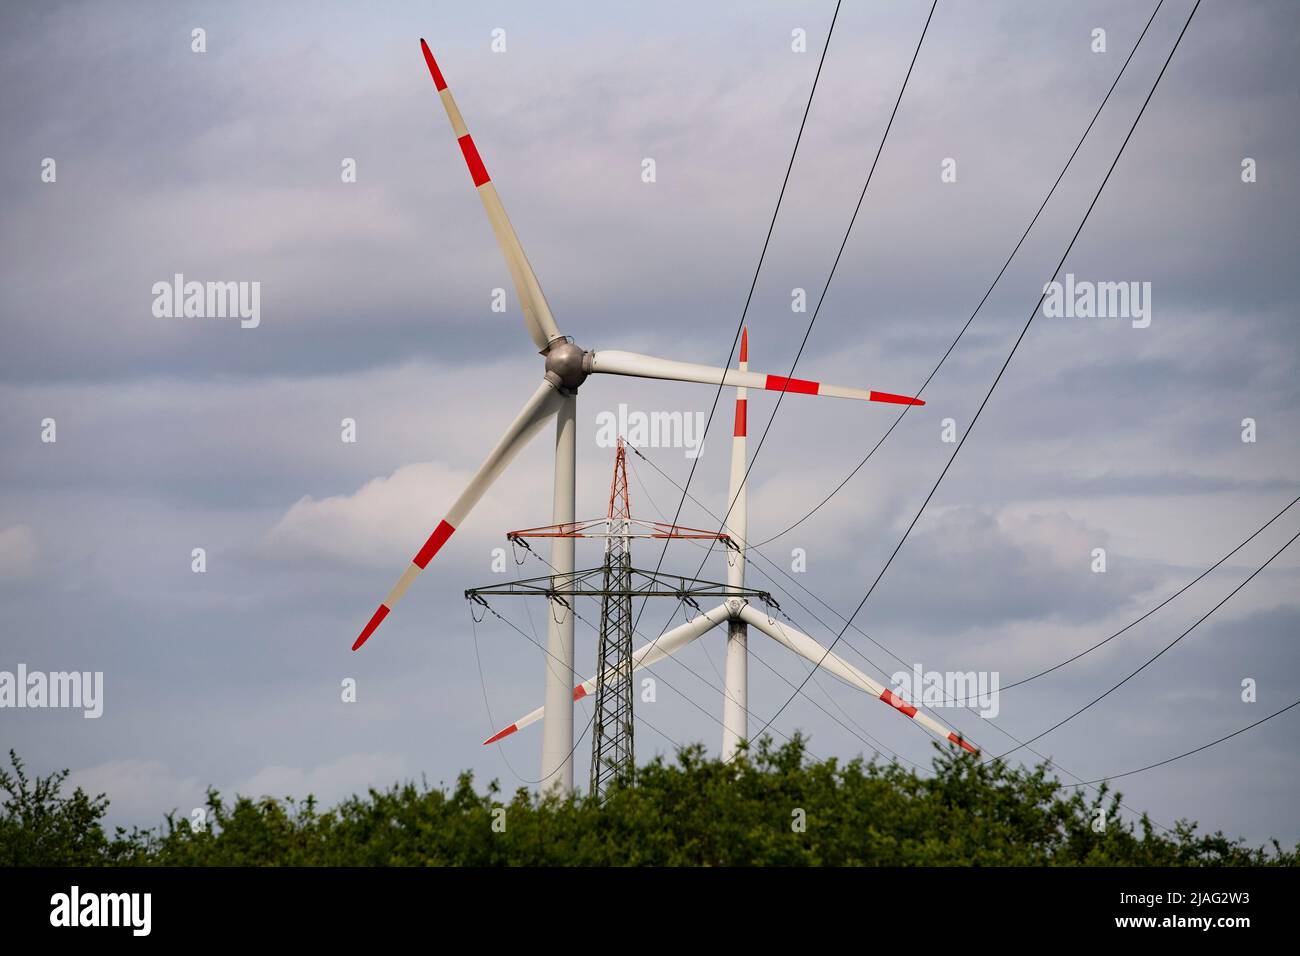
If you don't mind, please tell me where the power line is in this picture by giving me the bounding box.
[628,442,1180,833]
[616,3,1206,820]
[470,553,600,786]
[1065,698,1300,787]
[632,0,843,638]
[484,501,853,778]
[630,456,1300,715]
[470,607,587,787]
[947,493,1300,704]
[993,525,1300,760]
[489,541,972,778]
[750,0,1204,751]
[729,0,940,545]
[750,0,1166,548]
[641,0,939,669]
[472,593,695,772]
[481,543,887,769]
[626,453,933,765]
[496,496,934,771]
[746,619,928,769]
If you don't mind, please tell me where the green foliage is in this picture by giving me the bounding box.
[0,749,140,865]
[2,741,1294,866]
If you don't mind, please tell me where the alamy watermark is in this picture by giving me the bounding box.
[0,664,103,718]
[1041,273,1151,328]
[50,886,150,936]
[152,273,261,328]
[890,664,999,718]
[595,403,705,459]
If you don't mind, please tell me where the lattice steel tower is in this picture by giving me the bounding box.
[590,439,635,798]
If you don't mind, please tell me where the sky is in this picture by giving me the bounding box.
[1,0,1298,848]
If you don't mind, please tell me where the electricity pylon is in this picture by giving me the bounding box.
[590,439,635,796]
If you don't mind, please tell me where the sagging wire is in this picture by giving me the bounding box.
[467,590,601,786]
[547,591,571,626]
[752,0,1206,790]
[509,535,533,566]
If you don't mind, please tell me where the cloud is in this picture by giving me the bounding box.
[261,461,476,568]
[860,505,1161,632]
[233,752,412,806]
[68,752,413,831]
[67,758,205,830]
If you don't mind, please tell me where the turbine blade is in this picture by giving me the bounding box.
[728,327,749,544]
[353,380,563,651]
[586,350,923,405]
[420,39,563,352]
[737,605,978,754]
[483,603,730,743]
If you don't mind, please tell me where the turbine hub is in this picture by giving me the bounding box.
[544,339,588,391]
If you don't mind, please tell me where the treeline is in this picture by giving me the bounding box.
[1,740,1294,866]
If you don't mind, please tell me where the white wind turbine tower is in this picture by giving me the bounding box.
[352,40,930,794]
[485,328,980,761]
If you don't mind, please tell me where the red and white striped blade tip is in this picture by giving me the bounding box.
[352,605,389,651]
[351,519,457,651]
[948,733,979,755]
[484,724,517,745]
[419,38,447,90]
[869,390,925,406]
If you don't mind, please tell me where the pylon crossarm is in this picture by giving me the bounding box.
[506,517,729,542]
[464,566,769,602]
[507,519,603,539]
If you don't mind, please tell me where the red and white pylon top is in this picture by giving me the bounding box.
[507,438,733,544]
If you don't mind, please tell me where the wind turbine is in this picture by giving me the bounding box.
[484,329,980,760]
[352,40,929,794]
